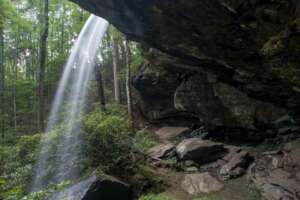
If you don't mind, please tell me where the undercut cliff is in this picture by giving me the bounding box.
[70,0,300,132]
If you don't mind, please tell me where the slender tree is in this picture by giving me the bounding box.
[95,62,106,110]
[0,27,5,139]
[111,35,120,104]
[38,0,49,131]
[124,39,134,127]
[13,32,19,134]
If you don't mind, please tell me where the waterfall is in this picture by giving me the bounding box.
[31,15,108,192]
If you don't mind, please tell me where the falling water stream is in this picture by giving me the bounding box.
[31,15,108,194]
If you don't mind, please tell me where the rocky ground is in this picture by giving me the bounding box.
[146,122,300,200]
[54,115,300,200]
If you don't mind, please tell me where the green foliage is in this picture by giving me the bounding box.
[130,43,144,73]
[248,188,265,200]
[83,104,157,166]
[21,181,70,200]
[139,193,177,200]
[192,197,219,200]
[0,0,18,28]
[133,128,158,153]
[0,134,41,200]
[0,0,90,139]
[83,104,132,165]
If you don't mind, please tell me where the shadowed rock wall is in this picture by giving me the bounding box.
[69,0,300,130]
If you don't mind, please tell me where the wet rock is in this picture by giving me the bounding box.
[181,172,224,195]
[155,127,191,141]
[50,174,131,200]
[176,138,227,164]
[147,143,175,159]
[220,149,253,180]
[82,174,131,200]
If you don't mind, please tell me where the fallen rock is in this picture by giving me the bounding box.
[176,138,226,164]
[249,167,300,200]
[181,172,224,195]
[220,149,253,180]
[155,127,191,141]
[147,143,175,160]
[248,145,300,200]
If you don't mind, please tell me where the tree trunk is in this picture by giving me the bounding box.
[112,35,120,104]
[38,0,49,132]
[60,3,65,54]
[124,40,134,127]
[95,63,106,110]
[0,28,5,140]
[13,34,19,135]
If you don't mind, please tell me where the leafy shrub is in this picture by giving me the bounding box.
[133,128,157,153]
[0,134,41,200]
[83,104,158,166]
[83,105,132,165]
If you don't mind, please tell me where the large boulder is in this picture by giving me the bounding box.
[181,172,224,195]
[147,143,175,159]
[176,138,227,164]
[50,174,132,200]
[132,64,201,126]
[82,174,131,200]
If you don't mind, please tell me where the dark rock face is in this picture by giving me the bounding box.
[82,175,131,200]
[70,0,300,112]
[49,174,132,200]
[133,58,288,132]
[174,74,226,128]
[132,63,201,126]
